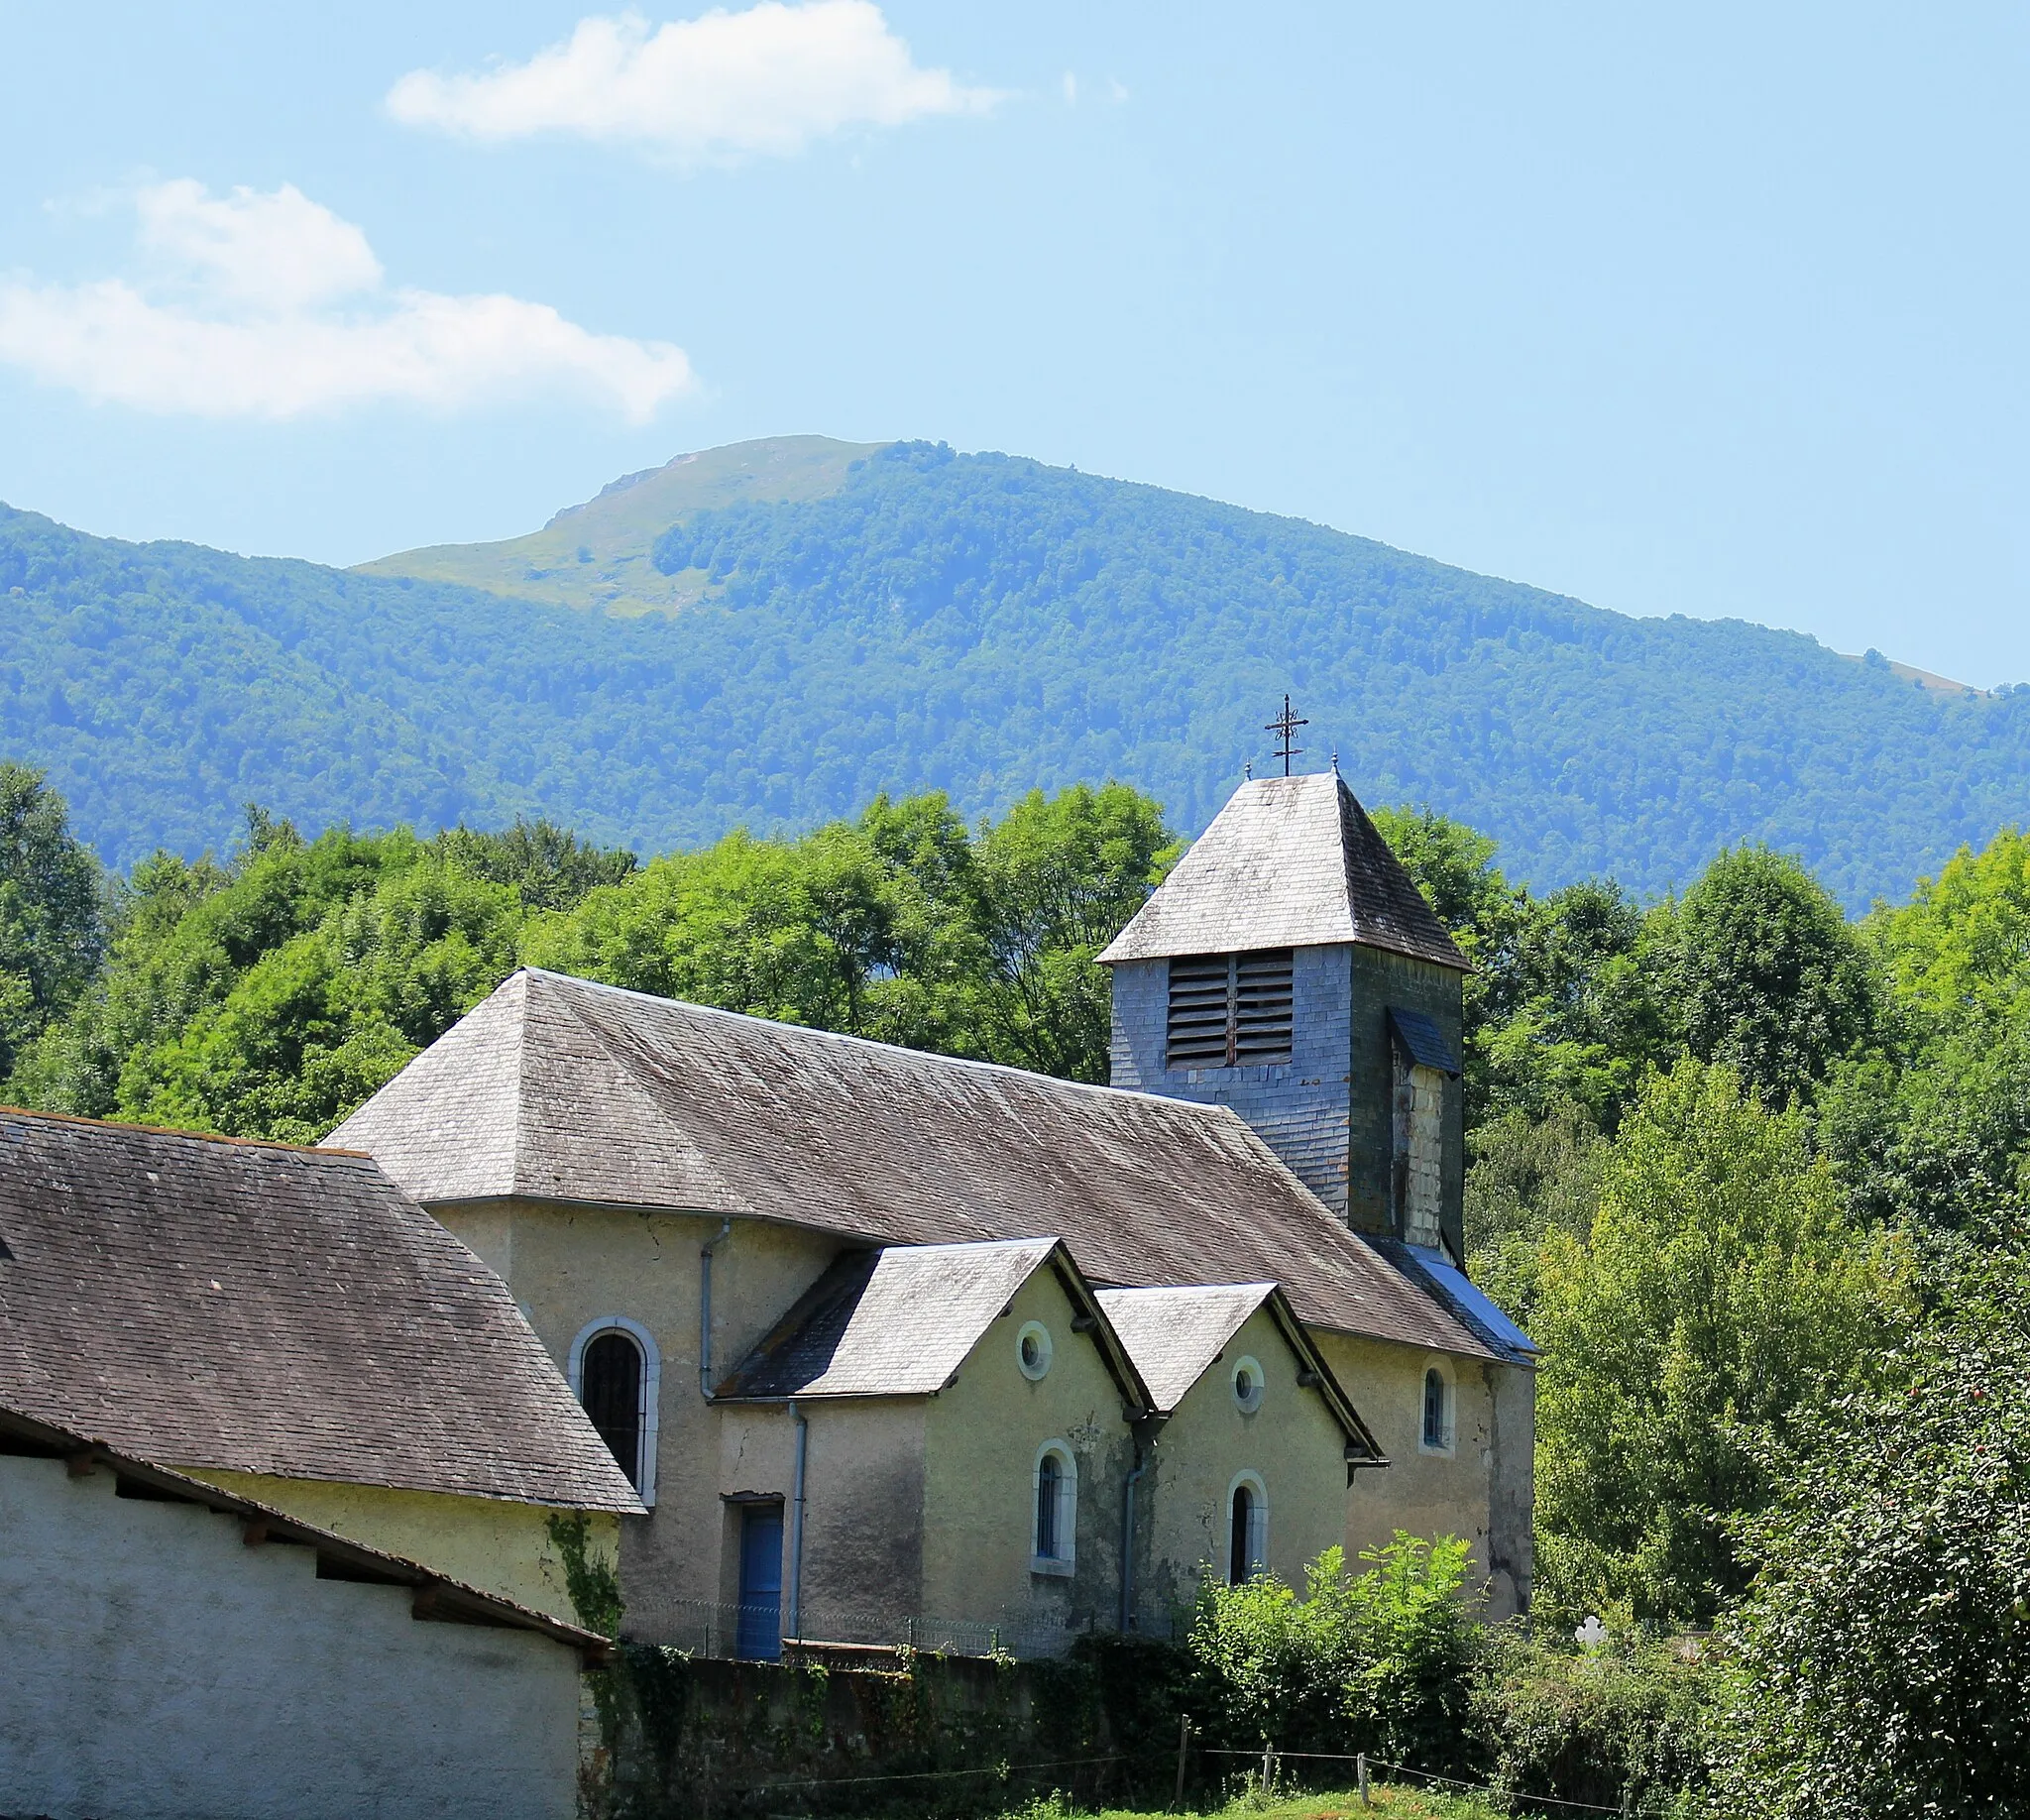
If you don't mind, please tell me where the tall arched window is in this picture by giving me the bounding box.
[1226,1472,1268,1583]
[584,1332,643,1486]
[569,1315,662,1504]
[1032,1441,1077,1575]
[1420,1356,1453,1454]
[1421,1363,1454,1454]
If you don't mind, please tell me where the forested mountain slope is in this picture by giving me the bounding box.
[5,436,2028,901]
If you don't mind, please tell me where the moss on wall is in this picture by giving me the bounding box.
[596,1641,1190,1820]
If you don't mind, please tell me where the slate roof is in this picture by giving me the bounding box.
[1093,1284,1277,1413]
[0,1108,642,1513]
[1096,773,1467,970]
[0,1404,613,1661]
[1375,1242,1539,1366]
[1095,1283,1385,1461]
[712,1237,1151,1411]
[1389,1007,1463,1077]
[331,969,1502,1361]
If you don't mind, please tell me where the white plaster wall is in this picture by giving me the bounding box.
[0,1455,582,1820]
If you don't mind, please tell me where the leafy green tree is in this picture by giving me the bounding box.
[0,763,104,1079]
[1660,845,1880,1108]
[1710,1238,2030,1817]
[1374,809,1668,1129]
[972,782,1179,1081]
[429,818,636,912]
[1530,1060,1910,1626]
[1463,1098,1610,1329]
[126,854,521,1142]
[1186,1536,1482,1772]
[1820,829,2030,1230]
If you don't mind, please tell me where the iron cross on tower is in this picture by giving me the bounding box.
[1265,695,1308,776]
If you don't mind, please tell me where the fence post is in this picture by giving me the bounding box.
[1173,1716,1188,1811]
[1357,1753,1370,1807]
[1261,1743,1274,1795]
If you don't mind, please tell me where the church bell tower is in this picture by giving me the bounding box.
[1098,769,1469,1256]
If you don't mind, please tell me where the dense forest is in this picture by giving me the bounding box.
[11,437,2030,902]
[3,756,2027,1814]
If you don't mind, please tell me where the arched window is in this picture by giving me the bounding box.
[1032,1441,1077,1575]
[568,1315,662,1504]
[584,1333,643,1484]
[1226,1472,1268,1583]
[1421,1364,1454,1454]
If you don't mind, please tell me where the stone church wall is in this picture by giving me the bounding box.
[1313,1330,1530,1621]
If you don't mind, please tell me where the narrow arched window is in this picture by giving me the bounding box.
[1226,1473,1267,1582]
[1422,1366,1451,1452]
[583,1329,645,1489]
[1032,1442,1076,1573]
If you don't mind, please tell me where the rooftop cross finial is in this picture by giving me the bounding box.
[1265,694,1308,777]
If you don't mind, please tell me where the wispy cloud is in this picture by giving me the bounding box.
[0,181,693,420]
[386,2,999,164]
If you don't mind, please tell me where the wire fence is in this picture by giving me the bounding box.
[1200,1743,1629,1815]
[684,1735,1635,1816]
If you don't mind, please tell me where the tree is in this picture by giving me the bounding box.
[1529,1059,1909,1626]
[0,764,104,1079]
[1819,829,2030,1231]
[1661,845,1879,1108]
[1711,1236,2030,1817]
[429,817,636,912]
[972,782,1179,1081]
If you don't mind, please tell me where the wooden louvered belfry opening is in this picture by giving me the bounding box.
[1167,950,1295,1068]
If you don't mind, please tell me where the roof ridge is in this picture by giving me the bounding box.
[501,969,531,1198]
[0,1103,370,1159]
[1329,777,1469,970]
[513,966,1279,1116]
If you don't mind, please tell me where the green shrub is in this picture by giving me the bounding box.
[1185,1536,1483,1776]
[1474,1625,1716,1817]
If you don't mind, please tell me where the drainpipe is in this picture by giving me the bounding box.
[1120,1420,1159,1634]
[788,1399,809,1644]
[698,1218,732,1399]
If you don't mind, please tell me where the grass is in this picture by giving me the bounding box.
[1006,1786,1508,1820]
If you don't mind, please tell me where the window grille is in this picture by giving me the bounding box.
[1166,950,1294,1068]
[582,1330,645,1489]
[1035,1454,1061,1558]
[1032,1442,1076,1573]
[1422,1367,1451,1451]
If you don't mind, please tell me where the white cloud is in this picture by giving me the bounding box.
[0,181,693,421]
[387,2,999,162]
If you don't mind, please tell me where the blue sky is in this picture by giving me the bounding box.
[4,2,2026,686]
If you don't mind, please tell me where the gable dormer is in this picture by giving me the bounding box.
[1099,773,1468,1252]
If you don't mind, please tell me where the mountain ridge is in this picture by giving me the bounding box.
[3,435,2025,905]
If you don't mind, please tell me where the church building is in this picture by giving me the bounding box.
[330,768,1535,1652]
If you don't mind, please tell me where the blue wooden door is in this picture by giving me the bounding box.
[736,1504,784,1660]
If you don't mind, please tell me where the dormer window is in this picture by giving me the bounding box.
[1166,950,1294,1069]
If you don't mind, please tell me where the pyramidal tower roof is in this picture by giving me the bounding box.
[1097,772,1467,969]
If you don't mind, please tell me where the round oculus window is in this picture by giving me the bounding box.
[1017,1320,1054,1380]
[1232,1354,1266,1414]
